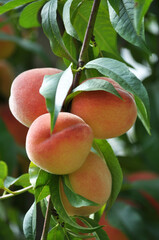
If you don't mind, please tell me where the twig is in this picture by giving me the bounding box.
[72,0,101,89]
[0,185,33,200]
[40,196,53,240]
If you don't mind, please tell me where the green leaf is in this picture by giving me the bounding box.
[134,0,153,34]
[108,0,120,14]
[41,0,77,63]
[19,0,46,28]
[34,170,51,203]
[0,0,35,14]
[72,0,120,60]
[63,0,80,40]
[108,0,150,54]
[29,162,40,188]
[0,161,8,180]
[4,174,30,189]
[78,217,110,240]
[0,179,4,189]
[49,175,101,233]
[40,65,73,132]
[62,176,99,208]
[23,202,37,240]
[48,225,65,240]
[85,57,150,134]
[65,78,122,107]
[93,139,123,211]
[63,32,78,67]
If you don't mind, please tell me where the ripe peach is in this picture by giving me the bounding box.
[71,77,137,139]
[60,152,112,216]
[26,112,93,175]
[0,17,16,59]
[0,104,28,146]
[0,60,14,98]
[9,68,62,127]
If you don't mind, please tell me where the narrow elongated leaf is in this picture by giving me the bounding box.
[34,170,51,202]
[23,202,36,240]
[108,0,120,14]
[85,58,150,134]
[78,217,110,240]
[41,0,77,63]
[0,161,8,180]
[134,0,153,34]
[62,176,99,208]
[108,0,150,53]
[63,0,79,40]
[49,175,101,233]
[93,139,123,211]
[72,0,120,59]
[40,65,73,132]
[65,78,121,107]
[4,174,30,188]
[29,162,40,188]
[0,0,35,14]
[19,0,46,28]
[63,32,78,67]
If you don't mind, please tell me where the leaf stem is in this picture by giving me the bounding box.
[0,185,33,200]
[41,195,53,240]
[72,0,101,89]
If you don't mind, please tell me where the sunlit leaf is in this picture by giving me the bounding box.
[0,0,35,14]
[40,65,73,132]
[108,0,150,54]
[19,0,46,28]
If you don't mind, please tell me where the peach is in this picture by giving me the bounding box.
[0,104,28,146]
[0,60,14,98]
[71,77,137,139]
[0,16,16,59]
[9,68,62,127]
[60,152,112,216]
[26,112,93,175]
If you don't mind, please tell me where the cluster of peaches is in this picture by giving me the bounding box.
[9,67,137,217]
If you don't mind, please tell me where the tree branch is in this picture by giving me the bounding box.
[72,0,101,89]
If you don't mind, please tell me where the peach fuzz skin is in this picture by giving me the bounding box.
[9,68,62,127]
[71,77,137,139]
[60,152,112,216]
[26,112,93,175]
